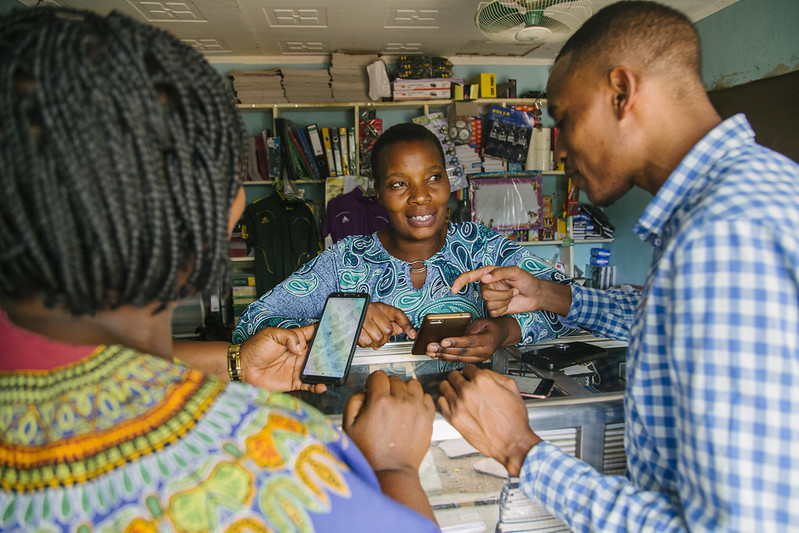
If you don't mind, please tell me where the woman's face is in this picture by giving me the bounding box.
[375,139,450,246]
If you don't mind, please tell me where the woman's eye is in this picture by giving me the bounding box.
[428,173,443,183]
[389,181,406,190]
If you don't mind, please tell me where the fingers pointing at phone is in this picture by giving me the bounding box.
[359,302,417,350]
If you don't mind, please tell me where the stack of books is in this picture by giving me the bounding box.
[572,204,615,241]
[392,78,458,101]
[228,69,287,104]
[329,52,377,102]
[282,68,333,103]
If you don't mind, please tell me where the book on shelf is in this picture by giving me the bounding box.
[266,136,281,180]
[254,134,269,180]
[306,124,330,179]
[338,126,350,175]
[321,127,337,177]
[292,126,322,180]
[276,118,317,181]
[331,128,344,176]
[286,128,316,180]
[245,136,261,181]
[347,128,356,174]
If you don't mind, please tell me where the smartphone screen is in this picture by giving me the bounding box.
[411,312,472,355]
[300,292,370,385]
[507,375,556,399]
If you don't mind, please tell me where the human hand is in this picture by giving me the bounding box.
[426,317,521,364]
[451,265,571,317]
[438,365,541,476]
[343,370,435,473]
[358,302,416,349]
[240,325,327,394]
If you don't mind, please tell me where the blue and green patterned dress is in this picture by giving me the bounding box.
[234,222,576,345]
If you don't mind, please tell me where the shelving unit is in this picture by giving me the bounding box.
[238,98,545,176]
[234,97,613,282]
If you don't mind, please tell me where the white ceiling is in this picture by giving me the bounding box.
[17,0,741,63]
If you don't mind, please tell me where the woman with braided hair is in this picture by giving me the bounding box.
[0,7,438,531]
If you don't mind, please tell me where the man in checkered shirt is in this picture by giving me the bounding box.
[440,2,799,531]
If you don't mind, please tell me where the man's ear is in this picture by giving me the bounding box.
[608,66,637,119]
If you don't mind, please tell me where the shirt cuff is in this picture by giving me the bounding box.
[519,439,589,519]
[558,284,586,329]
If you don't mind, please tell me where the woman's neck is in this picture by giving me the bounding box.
[378,225,448,264]
[4,297,176,358]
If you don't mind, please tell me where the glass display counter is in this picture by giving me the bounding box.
[291,334,627,532]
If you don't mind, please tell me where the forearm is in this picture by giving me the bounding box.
[497,316,522,346]
[172,339,230,381]
[374,468,437,525]
[539,280,573,316]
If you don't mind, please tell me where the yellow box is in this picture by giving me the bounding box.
[469,73,496,98]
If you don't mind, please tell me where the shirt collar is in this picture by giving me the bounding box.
[633,113,754,245]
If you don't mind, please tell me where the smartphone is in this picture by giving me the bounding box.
[411,312,472,355]
[507,375,556,399]
[300,292,370,385]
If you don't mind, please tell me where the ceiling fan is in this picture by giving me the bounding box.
[475,0,594,45]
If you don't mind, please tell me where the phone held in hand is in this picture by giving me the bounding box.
[411,312,472,355]
[507,375,556,399]
[300,292,370,385]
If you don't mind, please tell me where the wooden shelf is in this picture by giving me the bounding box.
[519,240,565,246]
[236,97,547,112]
[243,179,324,186]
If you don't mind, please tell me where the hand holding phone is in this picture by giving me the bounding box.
[411,312,472,355]
[300,292,370,385]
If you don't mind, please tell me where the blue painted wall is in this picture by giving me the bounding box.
[697,0,799,90]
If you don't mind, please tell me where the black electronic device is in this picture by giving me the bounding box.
[300,292,370,385]
[520,341,607,370]
[411,312,472,355]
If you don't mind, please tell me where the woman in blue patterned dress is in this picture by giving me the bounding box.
[235,123,576,363]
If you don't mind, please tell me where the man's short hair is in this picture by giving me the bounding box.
[557,1,701,81]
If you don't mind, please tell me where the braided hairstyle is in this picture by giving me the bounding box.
[370,122,446,187]
[0,7,245,315]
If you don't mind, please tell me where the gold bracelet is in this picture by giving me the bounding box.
[227,343,243,382]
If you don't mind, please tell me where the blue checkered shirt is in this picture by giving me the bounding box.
[521,114,799,531]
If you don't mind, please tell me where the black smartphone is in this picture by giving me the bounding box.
[507,375,556,399]
[300,292,370,385]
[411,312,472,355]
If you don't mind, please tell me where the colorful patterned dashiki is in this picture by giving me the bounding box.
[0,313,438,532]
[234,222,576,345]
